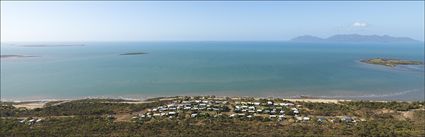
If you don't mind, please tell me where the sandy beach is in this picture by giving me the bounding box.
[12,102,47,109]
[7,97,357,110]
[282,98,351,103]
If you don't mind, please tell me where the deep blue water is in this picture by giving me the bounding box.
[1,42,424,101]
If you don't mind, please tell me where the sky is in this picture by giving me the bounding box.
[1,1,424,42]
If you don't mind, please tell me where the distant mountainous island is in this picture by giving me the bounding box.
[290,34,421,43]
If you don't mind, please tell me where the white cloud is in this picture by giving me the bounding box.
[352,22,368,27]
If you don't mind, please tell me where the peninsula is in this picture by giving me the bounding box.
[361,58,424,67]
[0,55,38,59]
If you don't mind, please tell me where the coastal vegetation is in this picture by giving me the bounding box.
[361,58,424,67]
[1,97,424,137]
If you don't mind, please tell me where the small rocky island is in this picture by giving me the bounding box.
[120,52,147,56]
[361,58,424,67]
[0,55,38,59]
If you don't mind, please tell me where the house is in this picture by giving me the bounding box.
[230,114,236,117]
[280,110,285,114]
[267,101,273,105]
[254,102,261,106]
[303,117,310,121]
[278,115,285,118]
[291,108,299,114]
[269,115,277,118]
[182,101,190,104]
[257,109,263,113]
[247,115,253,118]
[168,112,176,115]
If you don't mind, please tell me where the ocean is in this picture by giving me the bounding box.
[1,42,424,101]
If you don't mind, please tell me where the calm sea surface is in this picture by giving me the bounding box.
[1,42,424,101]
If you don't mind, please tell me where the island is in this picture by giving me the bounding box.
[290,34,421,43]
[361,58,424,67]
[1,96,424,136]
[0,55,38,59]
[120,52,147,55]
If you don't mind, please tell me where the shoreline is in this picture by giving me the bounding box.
[4,95,421,110]
[2,89,423,102]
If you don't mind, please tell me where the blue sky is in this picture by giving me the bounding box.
[1,1,424,42]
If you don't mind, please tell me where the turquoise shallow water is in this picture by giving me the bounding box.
[1,42,424,101]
